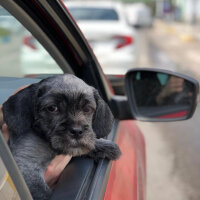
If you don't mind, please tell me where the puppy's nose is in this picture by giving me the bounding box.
[69,126,83,137]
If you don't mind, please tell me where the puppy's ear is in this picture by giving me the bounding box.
[93,89,114,138]
[2,84,37,137]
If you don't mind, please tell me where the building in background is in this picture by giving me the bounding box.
[174,0,200,23]
[155,0,200,23]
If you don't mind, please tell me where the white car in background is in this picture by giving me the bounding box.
[125,3,153,28]
[66,1,138,75]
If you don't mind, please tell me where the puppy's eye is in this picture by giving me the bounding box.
[83,105,93,113]
[46,105,58,113]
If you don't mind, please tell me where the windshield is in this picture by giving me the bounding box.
[68,7,119,21]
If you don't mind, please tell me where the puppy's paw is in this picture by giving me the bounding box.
[87,138,121,161]
[102,141,121,160]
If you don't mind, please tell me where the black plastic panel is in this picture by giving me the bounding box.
[50,157,95,200]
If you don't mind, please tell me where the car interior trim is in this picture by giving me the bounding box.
[50,157,96,200]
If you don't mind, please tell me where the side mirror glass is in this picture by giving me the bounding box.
[125,68,199,122]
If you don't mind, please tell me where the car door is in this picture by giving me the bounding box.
[0,1,146,200]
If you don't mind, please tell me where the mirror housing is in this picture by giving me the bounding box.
[125,68,199,122]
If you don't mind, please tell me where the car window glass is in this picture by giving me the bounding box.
[0,7,62,78]
[0,157,21,200]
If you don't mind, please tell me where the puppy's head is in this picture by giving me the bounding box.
[3,74,114,156]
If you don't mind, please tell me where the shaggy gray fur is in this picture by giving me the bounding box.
[2,74,121,200]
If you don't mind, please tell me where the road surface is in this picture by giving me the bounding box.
[136,25,200,200]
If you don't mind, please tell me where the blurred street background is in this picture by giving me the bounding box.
[127,0,200,200]
[136,22,200,199]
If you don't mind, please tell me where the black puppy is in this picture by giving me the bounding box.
[2,74,121,200]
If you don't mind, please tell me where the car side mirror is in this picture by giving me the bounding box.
[125,68,199,122]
